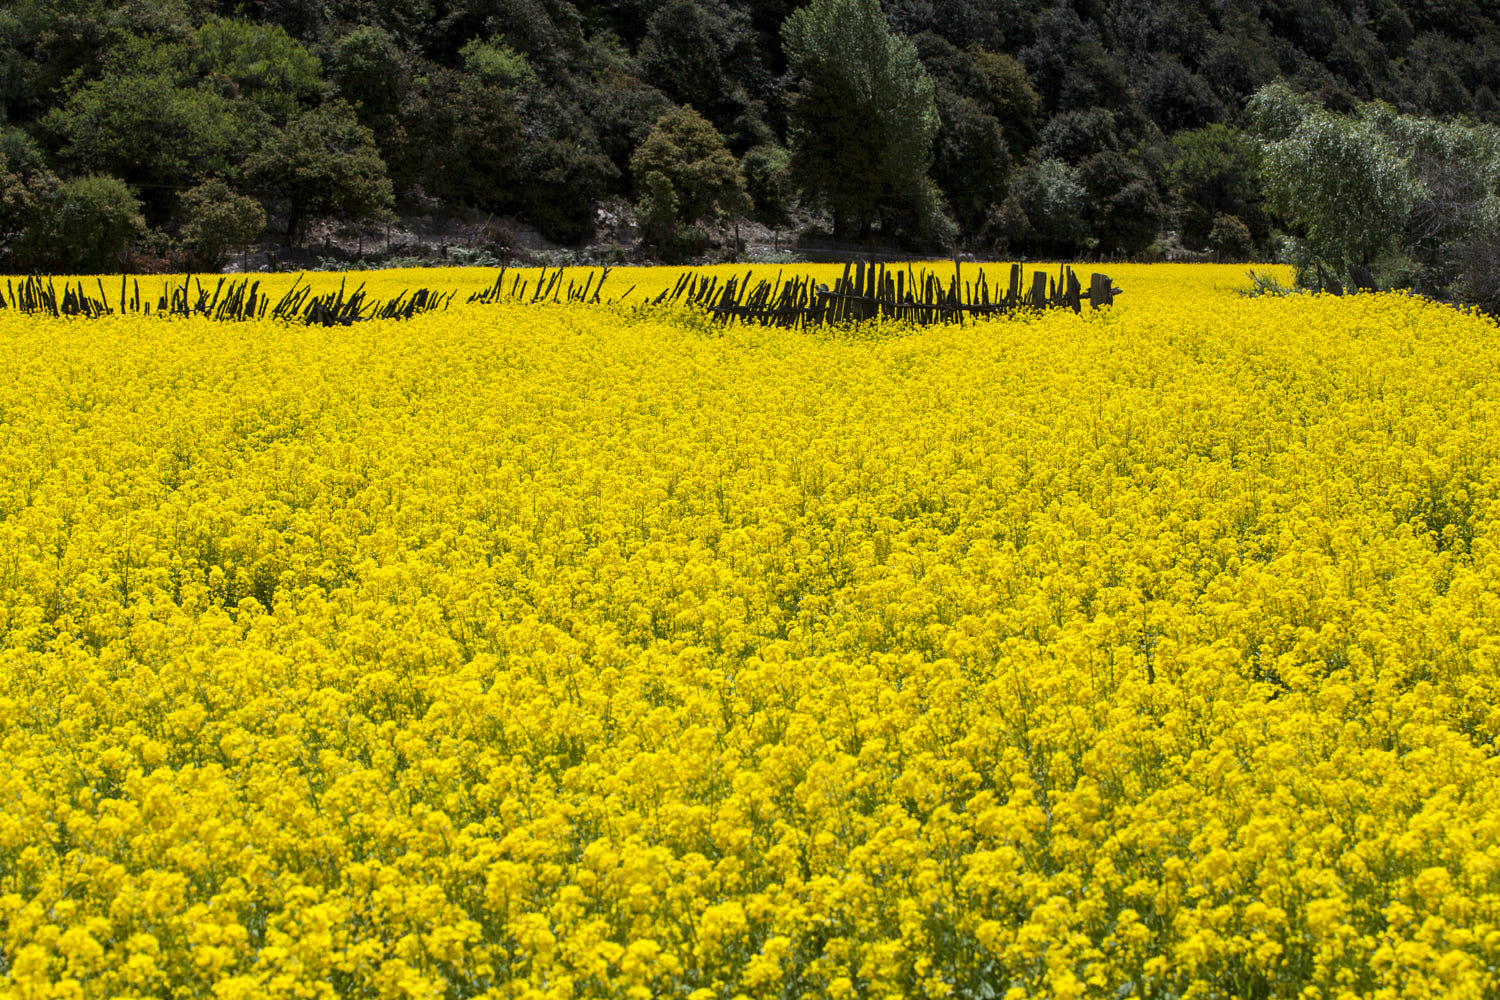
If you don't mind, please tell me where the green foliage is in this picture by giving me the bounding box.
[910,35,1025,242]
[1037,108,1119,164]
[474,0,591,85]
[1254,88,1419,279]
[1021,7,1130,114]
[1168,124,1266,251]
[782,0,947,243]
[392,64,522,210]
[635,168,682,255]
[1357,101,1500,299]
[630,105,747,257]
[929,86,1011,239]
[0,154,54,267]
[247,99,394,244]
[194,17,326,123]
[328,26,410,123]
[27,174,145,273]
[969,48,1042,157]
[6,0,1500,268]
[740,143,794,228]
[982,194,1031,254]
[0,127,45,177]
[639,0,724,109]
[581,68,674,178]
[1245,81,1318,142]
[1137,54,1223,134]
[1011,158,1087,257]
[636,0,767,147]
[512,88,618,244]
[1208,213,1255,261]
[631,106,748,224]
[39,44,262,219]
[180,178,266,270]
[459,36,536,88]
[1079,150,1164,257]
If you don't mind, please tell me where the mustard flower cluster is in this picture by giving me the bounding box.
[1,264,1497,999]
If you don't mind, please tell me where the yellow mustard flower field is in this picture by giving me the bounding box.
[1,263,1498,1000]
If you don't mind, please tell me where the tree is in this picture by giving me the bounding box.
[194,17,326,124]
[741,143,794,228]
[329,25,410,118]
[180,178,266,270]
[1252,85,1418,279]
[1360,100,1500,297]
[1167,124,1266,250]
[392,63,523,210]
[32,174,145,273]
[930,86,1011,240]
[1037,108,1119,164]
[639,0,725,111]
[1208,213,1255,260]
[38,39,263,221]
[1079,150,1164,256]
[630,105,748,256]
[910,35,1023,241]
[512,86,618,244]
[1011,159,1087,257]
[781,0,947,242]
[0,153,55,269]
[970,49,1043,157]
[247,99,393,244]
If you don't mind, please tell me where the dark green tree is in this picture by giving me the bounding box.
[194,17,325,123]
[329,25,410,119]
[392,63,522,209]
[0,152,56,268]
[1011,158,1087,257]
[740,143,794,228]
[639,0,724,111]
[1166,123,1265,251]
[1037,108,1119,163]
[781,0,947,242]
[970,48,1043,157]
[28,174,145,272]
[38,37,263,220]
[630,105,748,255]
[512,86,617,243]
[1078,150,1164,256]
[1208,212,1255,260]
[180,177,266,269]
[247,99,393,244]
[929,86,1011,240]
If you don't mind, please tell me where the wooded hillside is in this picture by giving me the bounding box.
[1,0,1498,271]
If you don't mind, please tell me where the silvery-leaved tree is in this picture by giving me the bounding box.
[1249,83,1417,284]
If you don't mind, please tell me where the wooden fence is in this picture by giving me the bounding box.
[646,260,1117,327]
[0,274,453,325]
[0,261,1116,328]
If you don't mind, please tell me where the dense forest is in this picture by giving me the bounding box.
[1,0,1498,296]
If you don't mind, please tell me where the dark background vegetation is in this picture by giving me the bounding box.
[0,0,1497,307]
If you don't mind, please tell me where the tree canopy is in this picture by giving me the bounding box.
[781,0,943,241]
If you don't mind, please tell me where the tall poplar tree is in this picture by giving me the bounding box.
[781,0,947,241]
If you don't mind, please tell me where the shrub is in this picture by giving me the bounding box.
[33,174,145,273]
[180,179,266,270]
[1209,213,1256,261]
